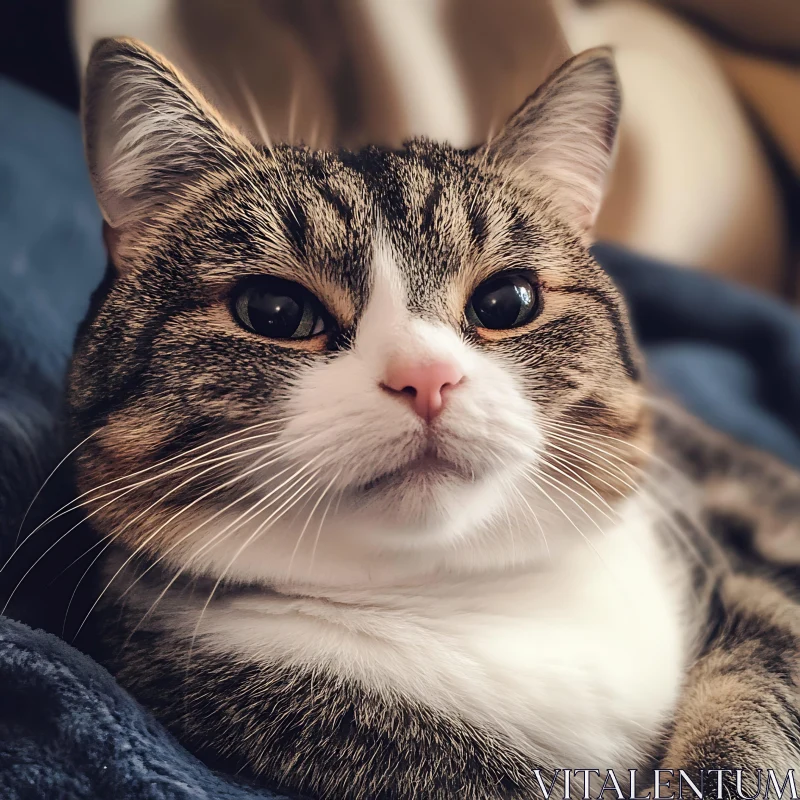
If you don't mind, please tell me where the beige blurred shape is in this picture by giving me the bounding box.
[658,0,800,53]
[554,0,785,290]
[72,0,790,292]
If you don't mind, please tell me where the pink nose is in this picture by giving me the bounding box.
[381,360,464,422]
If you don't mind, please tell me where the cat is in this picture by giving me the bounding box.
[64,36,800,799]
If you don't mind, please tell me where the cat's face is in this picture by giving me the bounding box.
[69,39,647,588]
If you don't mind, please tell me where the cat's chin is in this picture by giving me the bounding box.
[342,463,499,535]
[352,454,473,495]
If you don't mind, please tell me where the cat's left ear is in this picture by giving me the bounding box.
[477,48,621,238]
[82,37,253,235]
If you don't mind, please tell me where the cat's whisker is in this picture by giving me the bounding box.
[286,469,342,582]
[1,433,285,588]
[52,436,289,595]
[541,444,696,557]
[537,423,713,568]
[541,431,643,487]
[540,416,696,511]
[306,483,342,580]
[64,441,306,636]
[537,456,618,526]
[4,447,250,617]
[142,440,331,576]
[504,478,550,559]
[14,429,99,548]
[71,438,316,640]
[124,448,332,639]
[125,463,326,645]
[520,468,610,572]
[183,460,325,673]
[544,416,685,480]
[537,450,707,574]
[498,480,517,564]
[19,439,294,625]
[11,419,292,559]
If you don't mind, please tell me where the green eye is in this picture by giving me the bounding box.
[467,272,539,330]
[233,278,329,339]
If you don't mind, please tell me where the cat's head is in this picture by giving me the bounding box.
[69,38,647,588]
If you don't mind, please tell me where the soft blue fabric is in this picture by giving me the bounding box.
[0,78,105,381]
[1,78,800,799]
[596,242,800,469]
[0,616,285,800]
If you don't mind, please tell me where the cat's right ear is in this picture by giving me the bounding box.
[82,37,252,256]
[476,48,621,240]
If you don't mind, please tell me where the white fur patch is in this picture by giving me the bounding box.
[160,494,688,768]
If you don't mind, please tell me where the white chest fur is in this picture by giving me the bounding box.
[168,499,689,769]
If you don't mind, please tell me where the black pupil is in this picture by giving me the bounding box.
[247,288,303,337]
[471,275,536,329]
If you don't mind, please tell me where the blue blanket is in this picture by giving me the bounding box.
[2,77,800,799]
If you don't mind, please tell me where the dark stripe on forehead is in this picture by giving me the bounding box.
[468,203,489,251]
[339,147,409,228]
[317,184,353,225]
[281,200,308,259]
[421,180,443,236]
[304,155,355,225]
[555,285,639,381]
[507,206,539,250]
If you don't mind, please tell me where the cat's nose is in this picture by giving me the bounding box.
[381,360,464,422]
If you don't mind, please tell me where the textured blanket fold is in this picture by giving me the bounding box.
[0,616,285,800]
[2,78,800,799]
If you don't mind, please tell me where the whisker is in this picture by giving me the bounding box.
[183,460,325,678]
[71,438,314,640]
[14,429,98,548]
[505,479,549,559]
[8,437,290,620]
[538,423,713,568]
[286,469,342,582]
[63,441,305,636]
[123,449,328,639]
[10,420,291,563]
[537,457,617,526]
[2,433,283,584]
[306,483,342,580]
[520,468,610,572]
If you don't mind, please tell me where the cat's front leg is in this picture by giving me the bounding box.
[657,574,800,798]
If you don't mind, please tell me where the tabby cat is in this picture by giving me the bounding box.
[64,37,800,799]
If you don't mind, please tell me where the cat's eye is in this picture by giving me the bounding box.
[467,272,539,330]
[233,278,330,339]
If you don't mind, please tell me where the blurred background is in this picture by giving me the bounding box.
[0,0,800,300]
[2,0,800,299]
[1,0,798,294]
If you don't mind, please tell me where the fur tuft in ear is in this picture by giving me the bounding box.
[479,48,621,237]
[82,37,253,230]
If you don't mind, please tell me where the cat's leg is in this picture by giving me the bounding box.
[658,573,800,797]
